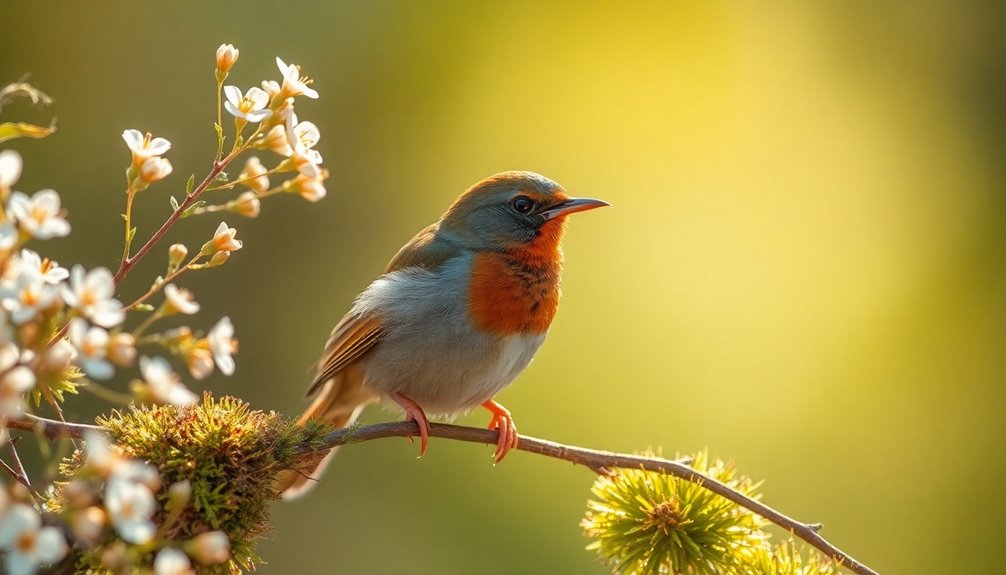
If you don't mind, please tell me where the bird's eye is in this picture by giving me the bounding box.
[511,195,535,214]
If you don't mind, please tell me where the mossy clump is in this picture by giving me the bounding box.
[53,394,327,573]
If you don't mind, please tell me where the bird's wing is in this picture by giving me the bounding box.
[306,222,463,399]
[307,312,384,399]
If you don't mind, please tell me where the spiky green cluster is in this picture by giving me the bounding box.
[582,450,843,575]
[54,394,327,574]
[584,449,776,575]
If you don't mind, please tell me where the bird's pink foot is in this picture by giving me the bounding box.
[392,392,430,457]
[481,400,518,463]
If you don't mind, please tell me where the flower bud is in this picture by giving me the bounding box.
[139,156,173,185]
[238,157,270,194]
[168,480,192,508]
[169,243,189,267]
[71,506,107,543]
[108,332,137,366]
[215,44,239,78]
[228,191,261,218]
[187,531,231,565]
[208,250,231,267]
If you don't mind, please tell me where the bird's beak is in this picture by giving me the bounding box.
[540,197,610,221]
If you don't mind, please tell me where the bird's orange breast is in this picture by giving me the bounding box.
[467,223,565,335]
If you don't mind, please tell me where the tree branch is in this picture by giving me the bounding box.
[311,421,879,575]
[4,414,877,575]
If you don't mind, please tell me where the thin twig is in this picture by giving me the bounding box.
[5,413,100,439]
[307,421,879,575]
[0,457,28,489]
[6,436,30,488]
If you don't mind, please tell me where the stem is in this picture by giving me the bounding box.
[125,254,203,311]
[4,413,100,439]
[4,436,30,488]
[122,188,137,263]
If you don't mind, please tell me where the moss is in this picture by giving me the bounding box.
[53,394,328,574]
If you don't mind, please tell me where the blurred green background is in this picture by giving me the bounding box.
[3,1,1005,573]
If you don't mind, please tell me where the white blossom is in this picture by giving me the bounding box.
[290,172,327,203]
[285,112,322,166]
[276,57,319,99]
[229,191,261,218]
[0,150,23,189]
[122,129,171,164]
[9,250,69,285]
[0,504,68,575]
[108,332,137,367]
[40,339,75,373]
[207,222,243,253]
[208,317,237,376]
[7,190,70,239]
[83,430,123,477]
[0,268,58,324]
[105,470,157,544]
[238,156,269,193]
[188,531,231,564]
[155,548,195,575]
[223,86,272,123]
[163,284,200,315]
[0,343,34,417]
[61,266,125,328]
[139,156,173,184]
[67,318,114,380]
[186,346,214,380]
[138,356,198,406]
[262,124,293,156]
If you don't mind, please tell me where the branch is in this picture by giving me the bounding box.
[311,421,879,575]
[4,413,100,439]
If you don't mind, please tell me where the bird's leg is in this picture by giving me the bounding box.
[392,392,431,457]
[481,399,518,463]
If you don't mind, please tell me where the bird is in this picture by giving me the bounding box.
[277,170,607,499]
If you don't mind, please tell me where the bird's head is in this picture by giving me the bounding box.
[439,171,608,253]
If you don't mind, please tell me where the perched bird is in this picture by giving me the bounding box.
[277,171,607,499]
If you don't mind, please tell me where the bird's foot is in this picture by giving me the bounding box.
[392,392,430,457]
[481,400,518,463]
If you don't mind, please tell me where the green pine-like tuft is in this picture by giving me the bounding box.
[582,449,769,575]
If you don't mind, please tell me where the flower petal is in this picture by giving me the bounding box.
[223,85,243,108]
[122,129,144,153]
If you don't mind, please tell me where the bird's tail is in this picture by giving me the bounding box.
[276,369,375,499]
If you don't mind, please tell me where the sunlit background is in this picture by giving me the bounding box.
[3,2,1004,573]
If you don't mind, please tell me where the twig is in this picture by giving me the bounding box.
[6,436,30,488]
[308,421,879,575]
[0,457,28,489]
[5,413,100,439]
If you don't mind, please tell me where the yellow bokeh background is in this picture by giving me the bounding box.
[3,2,1004,573]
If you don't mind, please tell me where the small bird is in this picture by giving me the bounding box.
[277,171,607,498]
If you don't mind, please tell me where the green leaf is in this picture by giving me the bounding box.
[127,226,137,246]
[170,195,180,211]
[134,303,155,312]
[185,173,195,195]
[0,121,56,143]
[213,171,229,184]
[180,201,206,219]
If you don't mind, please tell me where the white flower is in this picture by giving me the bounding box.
[70,506,106,544]
[276,57,319,99]
[155,548,195,575]
[40,339,75,373]
[7,190,70,239]
[68,318,114,380]
[10,250,69,285]
[0,504,68,575]
[61,266,124,328]
[260,80,281,99]
[0,223,17,254]
[223,86,272,123]
[188,531,230,565]
[139,156,173,184]
[238,156,269,193]
[0,268,57,324]
[138,356,198,406]
[163,284,200,315]
[83,430,123,477]
[290,172,327,203]
[215,43,239,75]
[262,125,293,156]
[0,150,23,189]
[207,222,243,253]
[208,317,237,376]
[185,346,214,380]
[228,191,261,218]
[122,129,171,164]
[0,343,34,417]
[285,112,322,161]
[105,471,157,544]
[108,332,137,367]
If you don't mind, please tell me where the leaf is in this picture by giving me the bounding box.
[185,173,195,195]
[213,171,229,184]
[0,121,56,143]
[134,303,155,312]
[127,226,137,245]
[180,201,206,219]
[170,195,180,211]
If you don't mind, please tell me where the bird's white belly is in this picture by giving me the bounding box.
[352,254,548,414]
